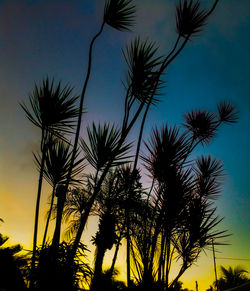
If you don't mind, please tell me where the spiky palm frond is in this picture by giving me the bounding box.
[104,0,136,31]
[216,265,249,290]
[142,124,190,182]
[81,123,132,171]
[175,202,227,268]
[194,155,223,200]
[217,101,238,124]
[62,188,91,241]
[21,77,79,138]
[64,219,81,242]
[195,155,223,180]
[176,0,208,38]
[184,109,217,145]
[64,188,90,221]
[220,265,249,281]
[123,37,163,105]
[34,139,84,187]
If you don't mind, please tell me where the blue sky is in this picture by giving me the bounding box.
[0,0,250,289]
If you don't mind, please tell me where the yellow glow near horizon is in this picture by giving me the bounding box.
[1,175,250,291]
[1,141,249,291]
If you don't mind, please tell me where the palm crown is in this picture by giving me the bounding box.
[104,0,136,31]
[21,77,79,139]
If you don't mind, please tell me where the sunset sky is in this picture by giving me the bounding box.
[0,0,250,290]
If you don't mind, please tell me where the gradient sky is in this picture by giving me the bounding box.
[0,0,250,290]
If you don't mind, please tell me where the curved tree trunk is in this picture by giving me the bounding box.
[52,22,105,255]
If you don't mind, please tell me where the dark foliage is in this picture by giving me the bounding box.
[104,0,136,31]
[0,233,27,290]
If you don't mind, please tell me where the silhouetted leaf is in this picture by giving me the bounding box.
[142,124,190,182]
[81,123,132,171]
[34,139,85,187]
[176,0,208,38]
[184,109,217,145]
[123,37,163,105]
[217,101,238,124]
[104,0,136,31]
[20,77,79,139]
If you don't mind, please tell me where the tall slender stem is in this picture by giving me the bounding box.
[30,130,46,288]
[110,232,122,274]
[212,239,218,291]
[42,184,56,249]
[133,35,187,172]
[52,22,105,251]
[126,206,131,287]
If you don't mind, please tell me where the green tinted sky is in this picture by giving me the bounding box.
[0,0,249,289]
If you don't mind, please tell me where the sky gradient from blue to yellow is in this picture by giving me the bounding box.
[0,0,250,290]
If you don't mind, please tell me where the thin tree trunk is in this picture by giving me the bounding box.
[68,101,146,264]
[51,189,66,250]
[158,234,165,283]
[110,232,122,274]
[30,132,46,288]
[126,208,131,288]
[51,22,105,254]
[133,35,184,172]
[91,246,106,291]
[169,265,188,289]
[42,185,56,249]
[165,236,171,289]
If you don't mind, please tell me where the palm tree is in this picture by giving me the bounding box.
[68,123,132,266]
[20,77,79,284]
[91,212,118,291]
[34,138,84,248]
[129,1,221,283]
[61,0,136,256]
[215,266,249,290]
[129,101,237,289]
[133,0,221,172]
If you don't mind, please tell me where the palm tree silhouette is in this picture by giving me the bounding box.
[67,123,132,267]
[34,138,84,248]
[60,0,136,261]
[215,266,249,290]
[129,101,237,289]
[20,77,79,285]
[133,0,221,172]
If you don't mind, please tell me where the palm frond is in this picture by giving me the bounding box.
[34,138,85,187]
[123,37,163,105]
[80,122,132,171]
[217,101,238,124]
[104,0,136,31]
[194,155,223,200]
[195,155,223,179]
[142,124,190,182]
[64,219,81,241]
[20,77,79,138]
[183,109,217,145]
[176,0,208,38]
